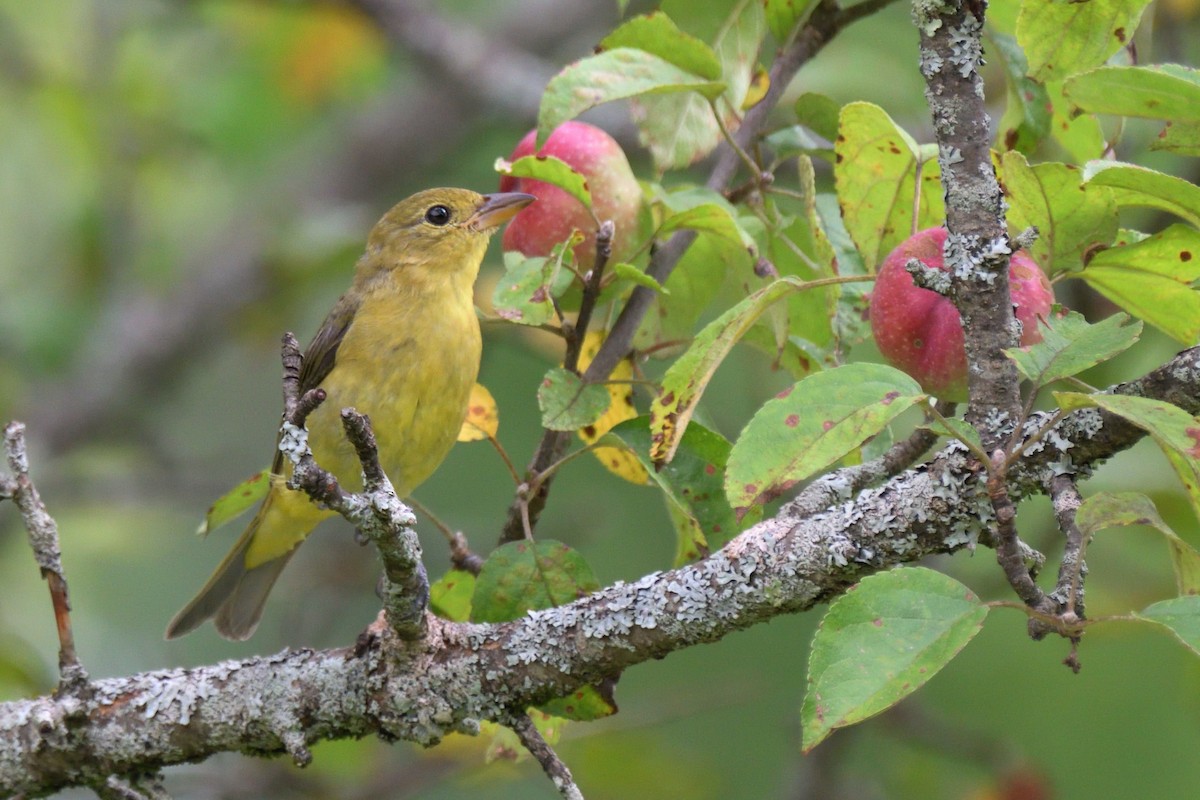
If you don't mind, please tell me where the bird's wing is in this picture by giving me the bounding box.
[271,294,360,474]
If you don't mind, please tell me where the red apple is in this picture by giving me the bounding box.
[869,227,1054,400]
[500,121,642,270]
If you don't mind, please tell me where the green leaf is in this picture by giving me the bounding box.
[834,102,945,272]
[1054,393,1200,525]
[471,540,599,623]
[1004,309,1142,388]
[492,250,576,327]
[429,569,475,622]
[801,567,988,751]
[1064,65,1200,122]
[495,154,591,211]
[599,12,722,80]
[1138,596,1200,658]
[1076,491,1200,595]
[611,262,668,293]
[649,278,803,466]
[630,0,764,171]
[993,33,1051,153]
[794,92,840,142]
[538,367,611,431]
[1046,80,1107,163]
[537,48,725,146]
[1017,0,1151,83]
[632,225,728,358]
[920,413,984,456]
[765,0,814,43]
[1083,161,1200,228]
[1001,152,1117,276]
[726,364,924,515]
[539,684,618,722]
[1153,121,1200,156]
[197,469,269,536]
[1078,224,1200,344]
[658,202,756,250]
[603,416,744,565]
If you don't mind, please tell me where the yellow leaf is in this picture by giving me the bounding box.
[458,383,499,442]
[742,65,770,110]
[576,331,649,485]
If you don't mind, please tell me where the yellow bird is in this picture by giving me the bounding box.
[166,188,533,640]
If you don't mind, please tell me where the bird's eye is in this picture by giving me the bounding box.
[424,205,452,226]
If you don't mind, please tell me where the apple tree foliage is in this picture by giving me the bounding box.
[453,0,1200,752]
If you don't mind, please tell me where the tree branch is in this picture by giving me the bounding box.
[4,345,1196,796]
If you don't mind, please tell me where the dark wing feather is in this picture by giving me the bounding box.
[271,294,360,474]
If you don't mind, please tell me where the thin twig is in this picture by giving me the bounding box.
[406,495,486,575]
[2,421,87,689]
[507,714,585,800]
[986,451,1050,616]
[1048,474,1088,622]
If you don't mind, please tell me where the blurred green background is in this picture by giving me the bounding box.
[3,1,1200,798]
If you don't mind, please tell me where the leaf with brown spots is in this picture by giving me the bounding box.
[1064,64,1200,126]
[196,469,270,537]
[1001,151,1118,276]
[649,277,805,467]
[1077,492,1200,595]
[495,153,592,210]
[576,330,648,485]
[1018,0,1150,83]
[1078,223,1200,344]
[602,416,746,566]
[492,249,578,327]
[1056,392,1200,528]
[801,567,987,752]
[726,363,924,516]
[457,383,499,442]
[834,102,944,272]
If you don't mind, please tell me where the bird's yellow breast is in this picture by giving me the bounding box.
[305,270,481,497]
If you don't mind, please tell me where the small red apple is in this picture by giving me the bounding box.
[500,121,642,270]
[869,227,1054,400]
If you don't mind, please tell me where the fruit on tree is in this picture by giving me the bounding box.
[500,121,642,270]
[869,226,1054,400]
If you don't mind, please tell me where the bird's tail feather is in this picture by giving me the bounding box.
[165,494,302,641]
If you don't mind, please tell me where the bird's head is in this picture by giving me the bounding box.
[359,188,534,290]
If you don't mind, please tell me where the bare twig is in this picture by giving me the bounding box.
[1047,475,1087,621]
[2,421,87,689]
[986,451,1049,614]
[506,714,585,800]
[498,221,615,543]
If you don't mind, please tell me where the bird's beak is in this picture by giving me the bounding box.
[468,192,536,232]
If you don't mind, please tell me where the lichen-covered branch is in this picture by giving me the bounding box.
[915,0,1022,432]
[3,346,1196,796]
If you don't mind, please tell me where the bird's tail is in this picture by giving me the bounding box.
[165,489,318,640]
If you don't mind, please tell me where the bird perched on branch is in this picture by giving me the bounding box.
[166,188,534,640]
